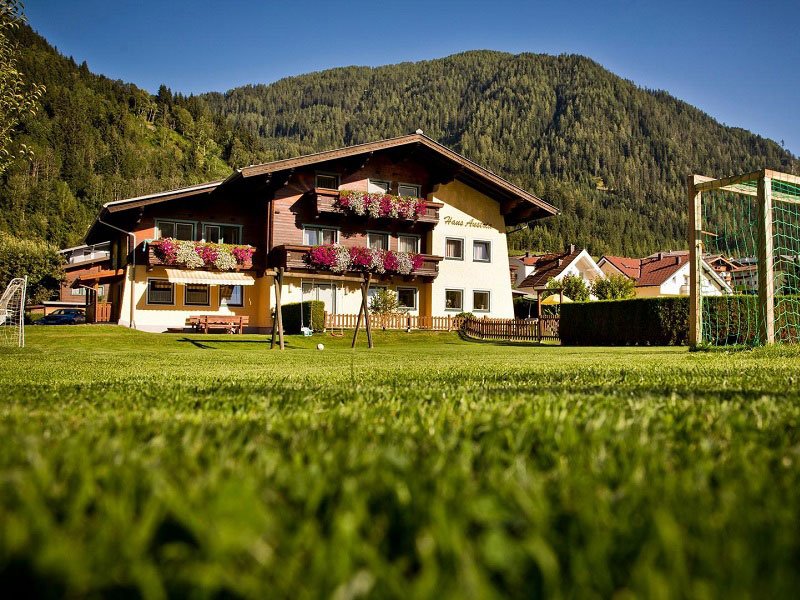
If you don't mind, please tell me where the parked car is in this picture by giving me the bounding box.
[36,308,86,325]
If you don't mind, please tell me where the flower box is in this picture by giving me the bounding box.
[147,239,255,271]
[315,189,441,224]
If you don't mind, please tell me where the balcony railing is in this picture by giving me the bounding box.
[269,244,442,280]
[314,188,441,224]
[146,239,255,270]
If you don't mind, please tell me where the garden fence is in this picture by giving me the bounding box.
[324,313,559,342]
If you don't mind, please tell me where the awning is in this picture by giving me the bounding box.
[164,268,256,286]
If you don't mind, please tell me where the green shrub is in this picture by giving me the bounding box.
[560,297,689,345]
[561,295,800,346]
[279,301,325,334]
[0,232,64,304]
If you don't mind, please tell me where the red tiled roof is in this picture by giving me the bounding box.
[636,254,687,287]
[600,255,641,279]
[518,250,583,289]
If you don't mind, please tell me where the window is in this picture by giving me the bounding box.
[367,285,387,301]
[445,237,464,260]
[370,179,391,192]
[156,220,195,241]
[398,183,420,198]
[445,289,463,311]
[303,226,338,246]
[71,286,86,296]
[147,280,174,305]
[316,172,340,189]
[184,284,210,306]
[397,287,418,310]
[368,232,389,251]
[203,223,241,244]
[473,290,491,312]
[220,285,244,307]
[398,234,420,253]
[473,240,491,262]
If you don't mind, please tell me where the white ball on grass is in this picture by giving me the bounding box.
[317,343,325,351]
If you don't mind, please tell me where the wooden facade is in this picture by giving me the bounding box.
[84,133,558,333]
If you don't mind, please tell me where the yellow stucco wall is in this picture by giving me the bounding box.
[119,265,272,332]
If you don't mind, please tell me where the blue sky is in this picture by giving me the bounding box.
[28,0,800,154]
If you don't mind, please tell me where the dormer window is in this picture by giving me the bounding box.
[316,172,340,190]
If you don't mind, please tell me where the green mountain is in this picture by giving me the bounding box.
[3,25,796,255]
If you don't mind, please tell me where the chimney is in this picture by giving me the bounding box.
[657,252,664,260]
[566,243,576,254]
[525,251,529,257]
[557,259,563,267]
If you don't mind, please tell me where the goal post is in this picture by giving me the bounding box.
[0,275,27,348]
[689,169,800,348]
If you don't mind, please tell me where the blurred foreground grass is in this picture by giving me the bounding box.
[1,326,799,598]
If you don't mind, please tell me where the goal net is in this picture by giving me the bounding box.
[0,276,27,348]
[689,170,800,347]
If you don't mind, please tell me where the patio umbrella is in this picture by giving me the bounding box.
[540,293,573,305]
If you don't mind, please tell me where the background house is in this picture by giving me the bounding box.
[599,251,732,297]
[510,245,604,297]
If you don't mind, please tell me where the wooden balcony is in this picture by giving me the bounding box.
[269,244,442,280]
[146,239,255,270]
[314,188,441,225]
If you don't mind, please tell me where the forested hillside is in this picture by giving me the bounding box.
[2,25,796,254]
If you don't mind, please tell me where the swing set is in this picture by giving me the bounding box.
[269,267,374,349]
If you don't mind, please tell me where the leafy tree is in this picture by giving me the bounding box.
[369,288,401,314]
[547,274,591,302]
[0,232,63,303]
[592,274,636,300]
[0,0,43,174]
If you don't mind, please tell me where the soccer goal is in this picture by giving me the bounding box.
[0,276,27,348]
[688,169,800,348]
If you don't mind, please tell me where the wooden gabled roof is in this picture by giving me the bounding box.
[226,132,557,224]
[86,133,557,242]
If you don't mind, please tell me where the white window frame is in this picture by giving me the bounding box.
[473,240,492,263]
[397,182,421,198]
[315,171,340,190]
[303,225,339,246]
[201,222,243,245]
[184,284,210,306]
[397,287,418,310]
[155,219,196,241]
[146,278,174,305]
[445,237,465,261]
[369,178,391,192]
[367,231,390,251]
[473,290,491,313]
[71,286,86,296]
[445,288,464,311]
[397,233,420,253]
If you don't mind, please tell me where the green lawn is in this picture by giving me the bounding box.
[1,327,799,598]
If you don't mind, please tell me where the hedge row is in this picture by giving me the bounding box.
[279,301,325,334]
[560,297,690,346]
[560,295,800,346]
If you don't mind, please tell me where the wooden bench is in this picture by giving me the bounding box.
[186,315,249,334]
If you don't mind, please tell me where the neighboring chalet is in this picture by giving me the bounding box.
[82,133,558,332]
[510,245,604,297]
[598,252,732,297]
[33,242,114,317]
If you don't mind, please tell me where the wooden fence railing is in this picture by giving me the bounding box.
[323,313,560,341]
[461,315,560,342]
[325,313,465,331]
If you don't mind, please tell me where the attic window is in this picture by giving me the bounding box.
[316,173,340,189]
[398,183,420,198]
